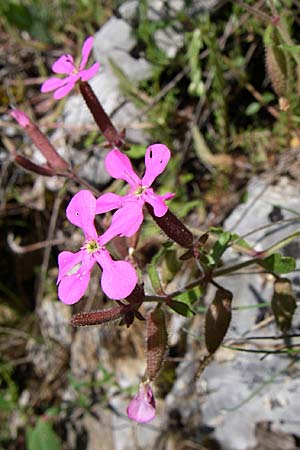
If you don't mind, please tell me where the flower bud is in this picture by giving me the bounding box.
[71,305,126,327]
[10,109,69,172]
[127,382,156,423]
[146,204,194,248]
[79,81,124,147]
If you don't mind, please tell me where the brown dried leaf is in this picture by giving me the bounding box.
[271,278,296,333]
[205,287,233,354]
[146,308,168,381]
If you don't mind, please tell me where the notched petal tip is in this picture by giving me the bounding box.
[96,250,138,300]
[52,54,74,74]
[142,143,171,187]
[105,149,140,187]
[58,269,91,305]
[66,190,97,238]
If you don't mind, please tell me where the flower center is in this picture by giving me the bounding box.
[134,186,147,196]
[84,239,100,254]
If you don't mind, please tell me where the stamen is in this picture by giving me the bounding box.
[83,239,101,254]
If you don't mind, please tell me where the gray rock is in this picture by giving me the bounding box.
[38,297,73,347]
[165,176,300,450]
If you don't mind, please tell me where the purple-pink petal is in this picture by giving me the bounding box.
[141,144,171,187]
[105,149,140,188]
[53,77,78,100]
[127,383,156,424]
[80,62,100,81]
[143,188,171,217]
[95,248,137,299]
[161,191,176,201]
[79,36,94,70]
[66,190,97,239]
[58,254,94,304]
[52,54,74,74]
[99,202,144,245]
[10,109,30,127]
[95,192,124,214]
[41,77,69,93]
[57,250,83,283]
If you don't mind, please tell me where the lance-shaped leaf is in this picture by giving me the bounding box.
[205,287,233,354]
[146,308,168,381]
[210,231,231,264]
[148,263,164,295]
[167,299,195,317]
[272,278,296,333]
[259,253,296,274]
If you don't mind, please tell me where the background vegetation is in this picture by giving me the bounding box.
[1,0,300,449]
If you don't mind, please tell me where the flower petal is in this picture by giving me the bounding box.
[57,250,83,283]
[143,188,174,217]
[53,77,78,99]
[66,190,97,239]
[58,253,94,305]
[127,383,156,424]
[105,149,140,188]
[95,192,124,214]
[79,36,94,70]
[141,144,171,187]
[99,202,144,245]
[80,62,100,81]
[10,109,30,127]
[52,54,74,74]
[41,77,69,93]
[95,248,137,299]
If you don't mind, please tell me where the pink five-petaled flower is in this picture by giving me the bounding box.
[95,144,175,243]
[41,36,100,100]
[127,382,156,424]
[57,190,137,305]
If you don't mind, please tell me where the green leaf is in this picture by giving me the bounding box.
[26,419,62,450]
[168,300,195,317]
[175,286,203,306]
[230,233,253,250]
[147,247,167,294]
[260,253,296,274]
[262,92,275,103]
[210,231,231,263]
[148,263,163,294]
[245,102,261,116]
[125,145,147,159]
[278,44,300,54]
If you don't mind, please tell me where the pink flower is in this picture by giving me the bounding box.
[41,36,100,100]
[127,382,156,424]
[95,144,175,242]
[57,190,137,304]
